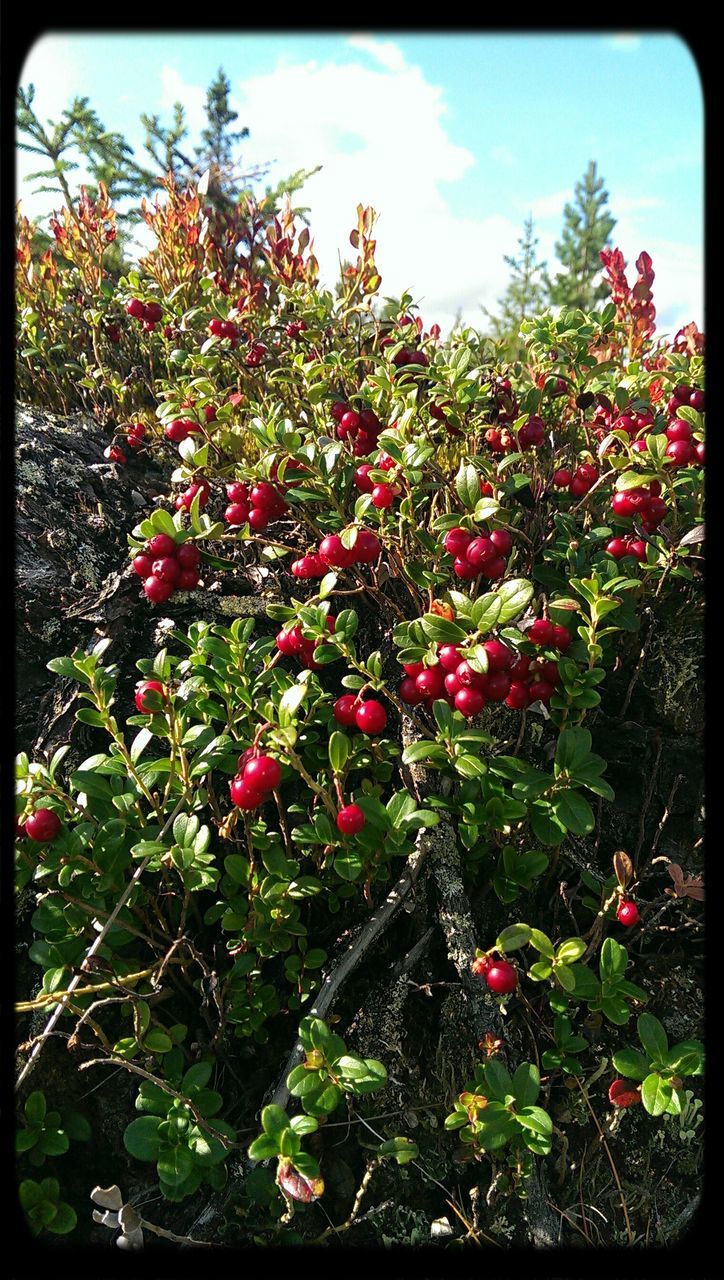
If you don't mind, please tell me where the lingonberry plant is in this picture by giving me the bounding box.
[15,173,704,1248]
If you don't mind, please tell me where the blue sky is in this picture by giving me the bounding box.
[17,31,703,335]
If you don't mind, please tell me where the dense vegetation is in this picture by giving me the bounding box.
[15,82,705,1252]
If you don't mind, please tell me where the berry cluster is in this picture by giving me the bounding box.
[126,297,163,332]
[176,479,210,512]
[610,483,667,533]
[285,319,307,339]
[552,462,599,497]
[245,341,267,367]
[331,401,383,457]
[442,526,513,582]
[224,480,287,531]
[332,695,388,735]
[132,534,201,603]
[353,454,400,509]
[664,413,703,466]
[125,422,147,450]
[208,317,244,347]
[606,536,648,563]
[517,414,546,450]
[275,616,337,670]
[291,527,381,578]
[104,444,127,464]
[398,631,566,718]
[379,315,430,370]
[165,417,204,444]
[230,751,282,810]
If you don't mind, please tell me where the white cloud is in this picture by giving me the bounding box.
[159,64,207,135]
[489,144,517,169]
[346,34,408,74]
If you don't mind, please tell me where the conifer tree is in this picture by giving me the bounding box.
[547,161,616,311]
[485,215,547,358]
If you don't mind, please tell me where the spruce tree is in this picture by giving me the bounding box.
[547,161,616,311]
[485,215,547,358]
[195,69,249,210]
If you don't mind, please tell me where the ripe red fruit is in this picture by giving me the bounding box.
[151,557,180,586]
[665,439,696,466]
[415,667,446,700]
[505,681,530,710]
[276,627,301,656]
[569,475,590,498]
[616,900,640,927]
[165,419,190,443]
[438,644,463,672]
[355,700,388,734]
[143,301,163,324]
[126,298,145,318]
[177,568,200,590]
[333,694,361,725]
[528,680,554,705]
[528,618,556,646]
[402,661,425,679]
[400,677,424,705]
[371,483,395,509]
[551,624,571,653]
[608,1078,641,1108]
[243,755,282,793]
[337,803,366,835]
[578,463,599,484]
[485,671,512,702]
[135,680,166,713]
[696,442,705,464]
[25,808,62,843]
[444,671,462,696]
[628,540,647,562]
[104,445,127,463]
[249,482,280,512]
[455,687,485,717]
[456,661,486,690]
[147,534,177,558]
[489,529,512,557]
[509,655,531,681]
[176,544,201,570]
[689,389,705,412]
[607,537,630,560]
[247,508,268,532]
[443,528,472,557]
[319,534,355,569]
[553,468,573,488]
[230,777,266,809]
[354,464,375,493]
[485,960,517,994]
[143,575,174,604]
[666,419,693,443]
[453,556,477,580]
[354,529,381,563]
[481,556,506,580]
[340,410,361,434]
[466,536,496,568]
[611,490,637,518]
[330,401,348,422]
[132,554,153,578]
[226,482,249,503]
[483,640,513,672]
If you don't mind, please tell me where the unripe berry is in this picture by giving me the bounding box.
[485,960,517,994]
[25,808,62,843]
[337,804,366,835]
[355,700,388,735]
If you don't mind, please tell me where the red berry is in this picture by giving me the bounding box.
[551,624,571,653]
[455,687,485,717]
[616,900,640,927]
[528,618,555,646]
[354,529,381,563]
[143,301,163,324]
[528,680,554,704]
[336,803,366,835]
[466,537,496,569]
[226,482,249,503]
[443,527,472,557]
[415,667,446,700]
[355,700,388,735]
[485,960,517,994]
[553,468,573,488]
[696,442,705,464]
[509,655,531,681]
[689,389,705,412]
[143,575,174,604]
[177,568,200,590]
[340,410,361,435]
[444,671,462,696]
[25,808,62,843]
[330,401,348,422]
[456,661,486,690]
[176,544,201,570]
[230,777,266,809]
[126,298,145,318]
[483,640,513,672]
[333,694,360,725]
[371,483,395,509]
[665,439,696,466]
[485,671,511,702]
[628,540,647,562]
[505,681,530,710]
[400,677,424,705]
[243,755,282,793]
[354,464,375,493]
[453,556,477,580]
[146,535,177,560]
[135,680,166,713]
[607,537,630,560]
[319,534,356,569]
[402,662,425,678]
[438,644,463,672]
[666,419,693,443]
[489,529,512,557]
[276,627,302,656]
[151,556,180,584]
[569,475,590,497]
[481,557,506,580]
[132,554,153,578]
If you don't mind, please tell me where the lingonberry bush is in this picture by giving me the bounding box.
[15,175,704,1248]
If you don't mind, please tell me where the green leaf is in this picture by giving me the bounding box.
[552,790,595,835]
[470,593,502,633]
[600,937,628,983]
[641,1072,673,1116]
[420,614,468,644]
[516,1105,553,1138]
[555,727,592,773]
[377,1136,419,1165]
[528,929,554,958]
[123,1116,163,1161]
[512,1062,540,1108]
[24,1092,47,1126]
[157,1144,194,1186]
[328,731,350,774]
[496,923,531,953]
[456,462,481,510]
[261,1104,291,1141]
[483,1058,513,1102]
[495,578,534,625]
[637,1013,668,1066]
[555,937,586,965]
[248,1134,280,1161]
[612,1049,651,1081]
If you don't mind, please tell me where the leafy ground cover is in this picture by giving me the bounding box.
[15,179,704,1251]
